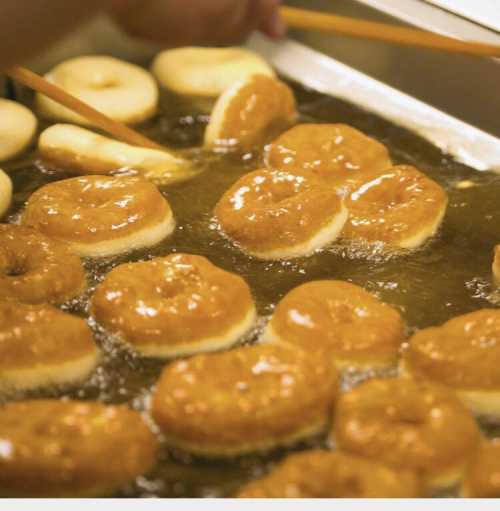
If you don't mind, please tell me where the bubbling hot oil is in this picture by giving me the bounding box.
[3,83,500,497]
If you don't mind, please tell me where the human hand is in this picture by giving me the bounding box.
[111,0,286,47]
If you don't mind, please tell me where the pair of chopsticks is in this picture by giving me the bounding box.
[6,6,500,150]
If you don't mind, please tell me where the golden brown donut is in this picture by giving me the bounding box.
[214,169,347,260]
[0,301,99,391]
[402,309,500,418]
[265,124,392,180]
[151,343,338,456]
[265,280,405,369]
[492,245,500,285]
[342,165,448,249]
[91,253,256,358]
[237,450,421,498]
[23,175,174,258]
[0,224,85,304]
[204,74,297,152]
[0,399,158,497]
[462,440,500,498]
[332,378,481,490]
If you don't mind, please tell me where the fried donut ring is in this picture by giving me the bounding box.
[0,224,85,304]
[151,343,338,456]
[23,175,174,258]
[38,124,197,185]
[462,440,500,498]
[492,245,500,285]
[402,309,500,418]
[265,124,392,180]
[0,301,98,391]
[0,168,13,218]
[204,74,297,152]
[265,280,405,369]
[152,47,274,111]
[342,165,448,249]
[36,56,158,125]
[91,253,256,358]
[0,400,157,497]
[0,99,37,162]
[237,450,421,498]
[214,169,347,260]
[332,378,481,490]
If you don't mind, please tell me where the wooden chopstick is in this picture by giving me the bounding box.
[280,6,500,58]
[5,66,165,151]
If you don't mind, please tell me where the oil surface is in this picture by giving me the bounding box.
[3,83,500,497]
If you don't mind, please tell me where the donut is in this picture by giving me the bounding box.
[151,47,275,111]
[462,440,500,497]
[265,124,392,180]
[22,175,174,258]
[0,400,157,497]
[91,253,255,358]
[0,168,13,218]
[214,169,347,260]
[38,124,197,185]
[237,450,421,498]
[36,56,158,126]
[151,343,338,456]
[492,245,500,285]
[204,74,297,152]
[0,224,85,304]
[402,309,500,418]
[342,165,448,249]
[0,99,37,162]
[332,378,481,490]
[0,301,98,391]
[265,280,405,369]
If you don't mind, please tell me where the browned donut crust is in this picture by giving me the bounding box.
[0,301,97,381]
[265,124,391,180]
[332,378,480,487]
[91,253,255,356]
[462,440,500,497]
[403,309,500,390]
[237,449,421,498]
[0,400,158,497]
[22,175,171,244]
[342,165,448,247]
[151,343,338,456]
[214,169,345,256]
[267,280,404,368]
[0,224,85,304]
[206,74,297,152]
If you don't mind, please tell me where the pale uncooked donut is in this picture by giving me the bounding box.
[36,56,158,126]
[0,99,37,162]
[0,169,13,218]
[151,47,275,98]
[39,124,198,185]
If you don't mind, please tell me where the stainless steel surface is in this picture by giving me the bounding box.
[285,0,500,137]
[249,33,500,171]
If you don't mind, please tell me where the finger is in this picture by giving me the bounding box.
[258,0,286,39]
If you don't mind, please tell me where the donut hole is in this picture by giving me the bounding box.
[341,476,363,496]
[327,303,359,325]
[1,254,28,277]
[4,264,28,277]
[260,177,307,205]
[90,75,120,90]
